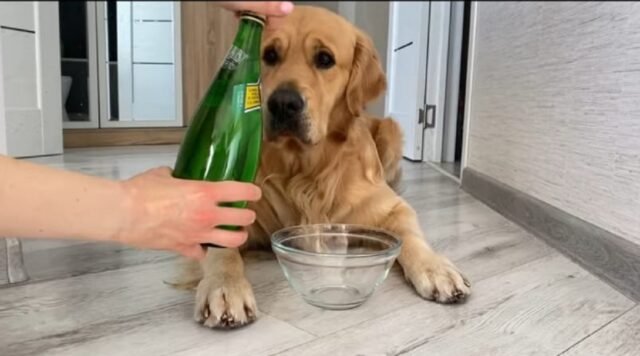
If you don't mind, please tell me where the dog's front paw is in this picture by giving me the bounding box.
[403,253,471,304]
[194,276,258,329]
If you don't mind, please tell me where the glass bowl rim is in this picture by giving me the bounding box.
[270,223,403,259]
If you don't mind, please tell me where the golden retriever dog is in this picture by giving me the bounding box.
[180,5,470,329]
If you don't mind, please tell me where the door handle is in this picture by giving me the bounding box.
[419,104,436,129]
[394,41,414,52]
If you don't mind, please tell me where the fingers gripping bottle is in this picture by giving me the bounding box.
[172,12,265,248]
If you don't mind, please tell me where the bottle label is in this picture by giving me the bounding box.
[244,81,261,113]
[223,46,249,70]
[231,80,262,115]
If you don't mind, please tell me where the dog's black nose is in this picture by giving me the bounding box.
[267,88,304,120]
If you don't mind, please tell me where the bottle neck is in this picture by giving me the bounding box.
[233,17,264,58]
[239,12,266,27]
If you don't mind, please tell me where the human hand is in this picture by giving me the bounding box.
[115,167,261,260]
[217,1,294,30]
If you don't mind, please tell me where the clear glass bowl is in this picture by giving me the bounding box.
[271,224,402,310]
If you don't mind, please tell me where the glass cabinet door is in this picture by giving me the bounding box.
[59,1,100,129]
[58,1,182,129]
[96,1,182,128]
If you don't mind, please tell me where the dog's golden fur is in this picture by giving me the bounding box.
[179,6,470,329]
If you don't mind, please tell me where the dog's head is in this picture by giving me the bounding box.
[261,6,386,145]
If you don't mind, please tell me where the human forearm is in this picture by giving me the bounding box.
[0,155,261,259]
[0,155,129,241]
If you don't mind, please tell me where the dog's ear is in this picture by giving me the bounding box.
[346,30,387,117]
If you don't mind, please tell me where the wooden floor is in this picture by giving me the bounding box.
[1,145,637,356]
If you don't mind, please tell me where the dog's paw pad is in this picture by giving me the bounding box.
[194,277,258,329]
[404,254,471,304]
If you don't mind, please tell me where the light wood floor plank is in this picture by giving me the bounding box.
[2,255,312,356]
[1,146,632,355]
[255,224,552,337]
[21,241,175,283]
[7,304,313,356]
[275,255,633,356]
[0,260,188,347]
[563,305,640,356]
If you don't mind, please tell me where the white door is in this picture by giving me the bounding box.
[385,1,450,162]
[0,2,63,158]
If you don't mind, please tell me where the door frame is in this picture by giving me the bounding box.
[421,1,450,164]
[441,1,465,163]
[384,1,477,184]
[460,1,478,181]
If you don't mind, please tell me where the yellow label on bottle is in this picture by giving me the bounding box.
[244,83,261,113]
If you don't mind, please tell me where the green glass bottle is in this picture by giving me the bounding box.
[172,12,265,248]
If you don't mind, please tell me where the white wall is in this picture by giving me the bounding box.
[466,2,640,244]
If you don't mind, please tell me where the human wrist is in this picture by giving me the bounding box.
[73,178,135,244]
[104,179,137,245]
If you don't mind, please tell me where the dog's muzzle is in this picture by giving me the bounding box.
[267,85,308,142]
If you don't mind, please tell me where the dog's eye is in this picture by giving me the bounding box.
[263,47,279,66]
[315,51,335,69]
